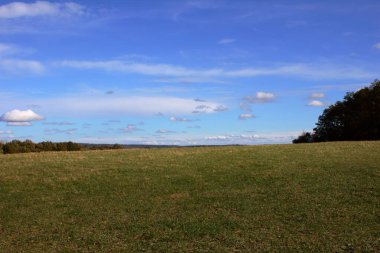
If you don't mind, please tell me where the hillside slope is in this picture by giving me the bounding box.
[0,142,379,252]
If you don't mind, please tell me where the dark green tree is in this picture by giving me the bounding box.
[294,79,380,143]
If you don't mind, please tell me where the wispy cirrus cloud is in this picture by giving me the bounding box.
[0,43,18,56]
[203,131,301,144]
[60,60,374,79]
[44,128,77,135]
[218,38,236,45]
[0,42,43,75]
[0,130,13,134]
[156,129,175,134]
[0,1,84,19]
[43,121,75,126]
[1,95,225,117]
[310,92,325,98]
[0,59,44,75]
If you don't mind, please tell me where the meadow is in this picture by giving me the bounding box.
[0,142,379,252]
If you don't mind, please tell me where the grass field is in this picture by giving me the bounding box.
[0,141,379,252]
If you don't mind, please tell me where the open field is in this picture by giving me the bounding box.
[0,142,379,252]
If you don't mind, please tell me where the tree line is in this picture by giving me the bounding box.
[293,79,380,143]
[0,140,124,154]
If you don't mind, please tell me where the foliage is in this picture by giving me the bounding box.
[294,79,380,143]
[1,140,123,154]
[292,132,313,143]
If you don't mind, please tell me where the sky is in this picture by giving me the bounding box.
[0,0,379,145]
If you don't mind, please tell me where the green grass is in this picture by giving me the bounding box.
[0,141,379,252]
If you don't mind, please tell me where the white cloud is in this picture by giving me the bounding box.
[44,128,77,135]
[43,121,74,126]
[0,59,44,74]
[155,77,227,84]
[374,43,380,49]
[191,104,227,114]
[239,102,252,112]
[60,60,375,79]
[119,124,142,133]
[169,116,194,122]
[0,1,84,19]
[192,104,212,114]
[239,113,255,120]
[307,100,325,107]
[1,109,43,122]
[244,92,275,103]
[213,105,228,112]
[218,38,236,45]
[0,130,13,134]
[7,122,32,126]
[60,60,223,77]
[156,129,175,134]
[30,95,225,116]
[310,92,325,98]
[1,109,43,126]
[74,130,302,146]
[203,131,301,145]
[0,43,17,56]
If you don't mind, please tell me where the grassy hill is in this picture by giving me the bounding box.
[0,142,379,252]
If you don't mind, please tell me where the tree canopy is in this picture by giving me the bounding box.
[293,79,380,143]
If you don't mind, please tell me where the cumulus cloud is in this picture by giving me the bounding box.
[307,100,325,107]
[310,92,325,98]
[244,92,275,103]
[218,38,236,45]
[0,109,43,126]
[0,1,84,19]
[239,113,255,120]
[374,43,380,49]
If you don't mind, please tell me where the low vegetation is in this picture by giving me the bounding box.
[0,142,379,252]
[0,139,123,154]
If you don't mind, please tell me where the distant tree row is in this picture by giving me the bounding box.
[0,140,124,154]
[293,79,380,143]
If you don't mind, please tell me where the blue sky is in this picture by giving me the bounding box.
[0,0,379,145]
